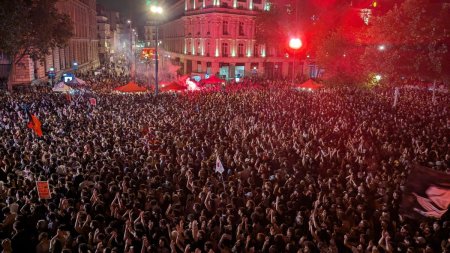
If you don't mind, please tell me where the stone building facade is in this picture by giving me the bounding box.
[144,20,159,48]
[158,0,303,80]
[8,0,99,86]
[97,16,111,65]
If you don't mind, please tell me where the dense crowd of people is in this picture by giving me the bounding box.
[0,79,448,253]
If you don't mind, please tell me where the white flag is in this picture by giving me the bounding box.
[393,87,399,107]
[215,156,225,174]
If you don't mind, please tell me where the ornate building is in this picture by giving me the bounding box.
[159,0,297,80]
[144,20,159,48]
[8,0,99,86]
[97,15,111,65]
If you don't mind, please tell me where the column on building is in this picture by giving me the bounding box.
[257,61,264,75]
[201,61,207,73]
[211,62,220,76]
[35,60,46,79]
[229,63,235,79]
[60,48,66,70]
[192,60,198,72]
[244,62,251,76]
[45,50,54,71]
[66,45,71,68]
[53,48,61,72]
[73,41,77,63]
[282,61,289,77]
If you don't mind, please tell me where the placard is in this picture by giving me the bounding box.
[36,181,51,199]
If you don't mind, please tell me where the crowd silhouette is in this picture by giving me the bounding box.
[0,79,448,253]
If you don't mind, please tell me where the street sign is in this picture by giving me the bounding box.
[72,61,78,71]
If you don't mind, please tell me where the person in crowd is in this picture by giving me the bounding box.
[0,75,448,253]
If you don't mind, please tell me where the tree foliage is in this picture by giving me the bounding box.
[0,0,74,64]
[361,0,450,83]
[311,2,368,84]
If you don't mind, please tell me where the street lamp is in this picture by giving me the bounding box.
[378,44,386,51]
[48,67,56,86]
[127,20,135,82]
[72,61,78,71]
[289,38,302,84]
[150,5,163,14]
[151,4,163,96]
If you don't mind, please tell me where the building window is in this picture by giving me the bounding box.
[223,21,228,35]
[239,22,244,36]
[206,42,210,56]
[222,43,228,57]
[238,43,244,57]
[254,44,259,57]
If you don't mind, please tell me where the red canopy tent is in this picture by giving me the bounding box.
[294,79,324,90]
[201,75,225,85]
[160,82,187,92]
[114,82,147,92]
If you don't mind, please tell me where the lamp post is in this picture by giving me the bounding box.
[127,20,135,82]
[150,5,163,96]
[289,38,302,84]
[48,67,55,86]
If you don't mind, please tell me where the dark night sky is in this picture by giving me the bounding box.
[96,0,177,25]
[97,0,141,20]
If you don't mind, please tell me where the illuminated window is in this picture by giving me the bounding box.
[222,43,229,57]
[238,43,244,57]
[223,21,229,35]
[239,22,244,36]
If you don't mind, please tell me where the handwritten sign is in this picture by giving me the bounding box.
[36,181,51,199]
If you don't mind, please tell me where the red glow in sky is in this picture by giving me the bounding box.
[310,0,339,8]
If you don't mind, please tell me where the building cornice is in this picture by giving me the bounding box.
[185,7,259,17]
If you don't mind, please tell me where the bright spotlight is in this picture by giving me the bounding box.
[289,38,302,50]
[375,75,382,81]
[378,45,385,51]
[151,5,163,14]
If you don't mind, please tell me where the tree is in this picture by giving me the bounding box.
[310,2,368,84]
[361,0,450,85]
[0,0,73,90]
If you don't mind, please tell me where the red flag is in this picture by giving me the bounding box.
[27,114,43,137]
